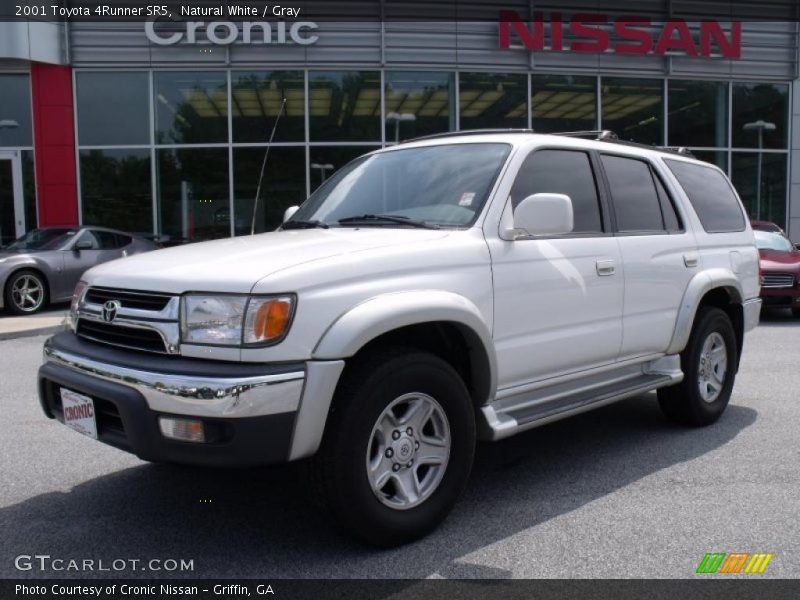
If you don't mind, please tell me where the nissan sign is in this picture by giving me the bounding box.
[499,11,741,59]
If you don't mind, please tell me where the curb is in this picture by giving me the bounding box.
[0,325,65,342]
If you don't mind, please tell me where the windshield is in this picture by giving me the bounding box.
[754,230,794,252]
[288,143,511,228]
[5,228,76,252]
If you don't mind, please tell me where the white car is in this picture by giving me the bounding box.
[38,130,761,546]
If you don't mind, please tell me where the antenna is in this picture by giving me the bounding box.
[250,95,287,235]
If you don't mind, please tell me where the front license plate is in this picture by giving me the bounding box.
[60,388,98,440]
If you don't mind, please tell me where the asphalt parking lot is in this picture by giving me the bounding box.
[1,310,798,579]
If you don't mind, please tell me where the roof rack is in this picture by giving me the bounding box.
[407,128,534,142]
[404,128,695,157]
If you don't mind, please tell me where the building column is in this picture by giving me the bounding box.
[30,62,79,227]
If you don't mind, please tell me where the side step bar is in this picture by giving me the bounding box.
[481,371,682,441]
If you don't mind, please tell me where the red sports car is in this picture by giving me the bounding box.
[754,229,800,317]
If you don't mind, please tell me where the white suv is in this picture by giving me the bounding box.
[38,131,761,546]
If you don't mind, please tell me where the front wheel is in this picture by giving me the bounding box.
[4,270,48,315]
[658,307,737,426]
[310,348,475,547]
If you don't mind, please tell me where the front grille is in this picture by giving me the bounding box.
[762,273,795,288]
[85,287,173,311]
[77,320,168,354]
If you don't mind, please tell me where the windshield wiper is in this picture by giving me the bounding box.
[281,219,330,230]
[338,214,439,229]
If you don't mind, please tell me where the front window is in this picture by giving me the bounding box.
[6,228,75,251]
[754,230,794,252]
[288,143,510,228]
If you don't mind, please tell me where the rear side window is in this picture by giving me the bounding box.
[601,155,664,232]
[511,149,603,233]
[115,234,132,247]
[665,159,746,233]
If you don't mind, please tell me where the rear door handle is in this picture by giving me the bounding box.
[684,253,699,268]
[596,259,616,276]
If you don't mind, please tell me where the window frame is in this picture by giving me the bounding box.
[508,146,612,240]
[597,151,683,237]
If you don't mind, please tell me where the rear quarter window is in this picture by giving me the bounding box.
[664,159,746,233]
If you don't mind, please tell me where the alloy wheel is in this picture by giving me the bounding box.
[366,392,451,510]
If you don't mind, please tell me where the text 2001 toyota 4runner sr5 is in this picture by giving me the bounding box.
[38,131,760,546]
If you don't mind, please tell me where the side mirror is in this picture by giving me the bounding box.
[73,240,93,251]
[283,206,300,223]
[508,193,574,239]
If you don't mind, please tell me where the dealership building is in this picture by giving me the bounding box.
[1,6,799,245]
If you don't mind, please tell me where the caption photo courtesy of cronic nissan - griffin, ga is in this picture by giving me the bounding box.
[2,0,800,597]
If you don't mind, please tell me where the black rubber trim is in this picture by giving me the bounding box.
[38,361,296,467]
[46,330,305,378]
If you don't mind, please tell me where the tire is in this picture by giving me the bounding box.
[310,347,476,547]
[4,269,48,315]
[658,306,737,426]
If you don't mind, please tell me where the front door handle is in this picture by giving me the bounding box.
[684,252,699,268]
[596,259,616,276]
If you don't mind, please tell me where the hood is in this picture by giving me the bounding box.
[759,248,800,270]
[84,228,451,293]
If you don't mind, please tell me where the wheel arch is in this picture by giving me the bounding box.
[667,269,745,370]
[313,291,497,408]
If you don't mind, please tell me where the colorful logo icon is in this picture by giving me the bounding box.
[696,552,773,574]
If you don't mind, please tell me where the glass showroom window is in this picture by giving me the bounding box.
[154,72,228,145]
[157,148,230,243]
[689,150,728,172]
[309,71,381,142]
[459,73,527,130]
[732,83,789,150]
[0,74,32,148]
[80,149,152,233]
[385,71,454,142]
[232,71,305,143]
[233,147,306,235]
[76,72,150,145]
[731,152,787,226]
[309,146,381,192]
[601,77,664,145]
[668,80,728,148]
[531,75,597,133]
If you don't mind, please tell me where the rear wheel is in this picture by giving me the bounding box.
[310,348,475,547]
[658,306,737,426]
[4,270,48,315]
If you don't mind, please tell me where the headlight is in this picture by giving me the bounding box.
[181,294,295,347]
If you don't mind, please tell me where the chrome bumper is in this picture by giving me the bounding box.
[43,344,305,419]
[743,297,762,333]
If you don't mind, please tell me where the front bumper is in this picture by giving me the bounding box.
[38,332,343,466]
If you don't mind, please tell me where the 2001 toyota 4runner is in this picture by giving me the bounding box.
[38,131,761,546]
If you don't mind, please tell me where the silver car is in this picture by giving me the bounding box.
[0,227,158,314]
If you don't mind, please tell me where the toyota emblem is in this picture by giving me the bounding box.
[102,300,121,323]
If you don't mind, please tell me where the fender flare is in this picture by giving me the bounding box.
[667,268,744,355]
[312,290,497,402]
